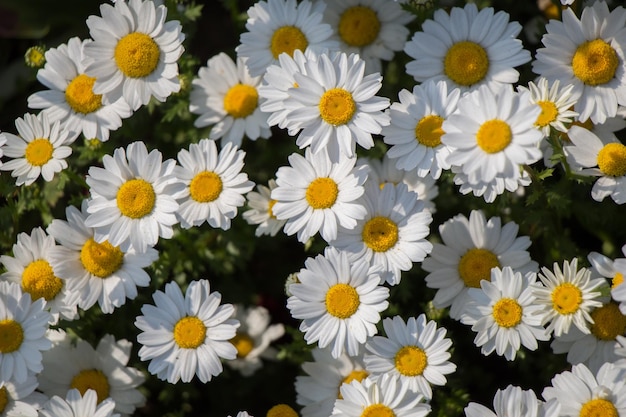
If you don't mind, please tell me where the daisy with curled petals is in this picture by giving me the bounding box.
[331,183,433,286]
[27,37,132,142]
[404,3,531,93]
[532,1,626,124]
[286,247,390,358]
[174,138,254,230]
[461,267,550,361]
[189,53,270,147]
[0,112,73,186]
[83,0,185,111]
[0,281,51,384]
[85,141,184,253]
[363,314,456,400]
[0,374,48,417]
[242,179,287,237]
[271,148,368,243]
[46,201,158,314]
[422,210,538,320]
[465,385,561,417]
[39,389,117,417]
[134,279,239,383]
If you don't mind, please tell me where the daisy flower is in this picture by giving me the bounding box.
[0,374,48,417]
[461,267,550,361]
[225,304,285,377]
[134,279,239,383]
[331,183,433,286]
[450,164,532,204]
[519,77,578,138]
[363,314,456,399]
[465,385,561,417]
[322,0,414,74]
[530,258,607,337]
[0,112,73,186]
[84,141,184,253]
[242,179,288,237]
[174,138,254,229]
[37,333,145,417]
[271,148,368,244]
[404,3,531,93]
[286,247,390,358]
[39,389,117,417]
[46,201,158,314]
[422,209,538,320]
[0,281,51,384]
[383,80,460,180]
[607,245,626,313]
[27,37,132,142]
[0,227,78,324]
[189,53,271,147]
[532,1,626,124]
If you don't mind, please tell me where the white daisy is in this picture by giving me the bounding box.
[271,148,368,244]
[39,389,118,417]
[27,37,132,142]
[465,385,561,417]
[189,52,271,147]
[83,0,185,111]
[0,112,73,186]
[38,333,145,417]
[607,245,626,313]
[0,227,78,324]
[242,179,288,237]
[84,141,184,253]
[46,201,158,314]
[134,279,239,383]
[383,80,460,180]
[363,314,456,399]
[0,280,51,384]
[422,209,538,320]
[286,247,389,358]
[331,182,433,286]
[0,374,48,417]
[404,3,531,93]
[450,164,532,204]
[532,1,626,124]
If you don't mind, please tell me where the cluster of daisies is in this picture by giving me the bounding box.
[2,0,626,417]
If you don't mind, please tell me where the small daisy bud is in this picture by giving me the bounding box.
[24,45,46,68]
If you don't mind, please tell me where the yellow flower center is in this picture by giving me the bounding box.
[325,283,360,319]
[0,387,7,413]
[394,345,428,376]
[25,138,54,167]
[612,272,624,289]
[80,238,124,278]
[189,171,223,203]
[230,332,255,358]
[361,404,396,417]
[173,316,207,349]
[268,199,277,219]
[0,319,24,353]
[319,88,356,126]
[579,398,618,417]
[590,303,626,341]
[24,46,46,68]
[305,177,339,209]
[458,248,500,288]
[444,41,489,87]
[114,32,161,78]
[415,115,445,148]
[22,259,63,301]
[223,84,259,119]
[362,216,399,253]
[65,74,103,114]
[338,6,381,47]
[597,143,626,177]
[571,39,618,86]
[476,119,512,154]
[551,283,583,315]
[536,100,559,128]
[492,298,523,328]
[267,404,298,417]
[70,369,110,404]
[116,179,156,219]
[270,26,309,59]
[338,369,369,398]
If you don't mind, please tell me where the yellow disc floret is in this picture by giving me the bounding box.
[25,138,54,167]
[579,399,618,417]
[22,259,63,301]
[338,6,381,47]
[325,283,360,319]
[306,177,339,209]
[590,303,626,341]
[492,298,523,328]
[476,119,512,154]
[551,283,583,315]
[223,84,259,119]
[415,115,445,148]
[0,319,24,353]
[80,238,124,278]
[597,143,626,177]
[114,32,161,78]
[613,272,624,289]
[65,74,103,114]
[361,404,396,417]
[230,332,255,358]
[362,216,399,253]
[173,316,207,349]
[70,369,110,404]
[319,88,356,126]
[572,39,618,86]
[444,41,489,87]
[116,179,156,219]
[394,345,428,376]
[270,26,308,59]
[0,387,7,413]
[535,100,559,128]
[267,404,298,417]
[189,171,223,203]
[458,248,500,288]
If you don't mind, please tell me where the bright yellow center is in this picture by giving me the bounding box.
[338,6,381,47]
[458,248,500,288]
[597,143,626,177]
[362,216,399,253]
[476,119,512,154]
[114,32,161,78]
[173,316,206,349]
[270,26,308,59]
[572,39,618,86]
[444,41,489,86]
[230,332,255,358]
[415,115,445,147]
[189,171,223,203]
[0,387,7,413]
[22,259,63,301]
[65,74,102,114]
[306,177,339,209]
[590,303,626,341]
[25,138,53,167]
[536,100,559,128]
[80,238,124,278]
[338,369,369,398]
[613,272,624,289]
[551,283,583,315]
[268,199,277,219]
[579,398,618,417]
[116,179,156,219]
[492,298,523,328]
[394,346,428,376]
[319,88,356,126]
[325,283,360,319]
[25,46,46,68]
[267,404,299,417]
[70,369,110,404]
[0,319,23,353]
[223,84,259,119]
[361,404,396,417]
